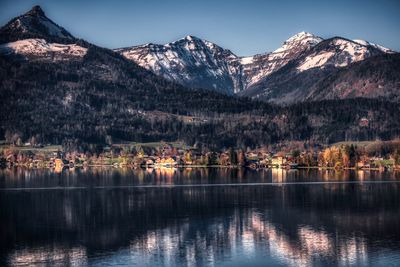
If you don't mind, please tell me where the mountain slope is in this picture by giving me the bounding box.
[0,6,88,62]
[236,32,323,91]
[0,5,74,44]
[0,38,88,61]
[240,37,398,104]
[116,35,239,94]
[307,53,400,101]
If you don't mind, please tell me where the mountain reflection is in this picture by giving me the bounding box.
[0,168,400,266]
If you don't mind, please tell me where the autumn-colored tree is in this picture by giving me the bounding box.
[323,147,332,167]
[323,146,341,167]
[184,150,192,164]
[341,146,350,168]
[136,146,144,158]
[219,153,229,166]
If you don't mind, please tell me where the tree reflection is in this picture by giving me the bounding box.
[0,168,399,266]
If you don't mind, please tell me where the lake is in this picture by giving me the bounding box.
[0,167,400,267]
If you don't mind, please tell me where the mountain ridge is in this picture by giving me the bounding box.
[1,6,398,105]
[239,37,399,104]
[116,31,396,102]
[115,32,326,94]
[0,5,75,44]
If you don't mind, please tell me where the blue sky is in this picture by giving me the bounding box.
[0,0,399,56]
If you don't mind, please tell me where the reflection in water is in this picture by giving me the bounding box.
[9,246,88,267]
[0,168,400,266]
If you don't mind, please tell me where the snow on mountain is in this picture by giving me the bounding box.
[117,32,324,94]
[272,31,323,55]
[118,31,396,96]
[2,5,394,100]
[116,35,239,94]
[236,32,323,89]
[0,5,74,43]
[0,6,86,62]
[240,36,397,104]
[0,38,87,60]
[296,38,384,72]
[353,39,395,54]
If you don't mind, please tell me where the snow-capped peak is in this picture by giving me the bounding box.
[286,31,319,42]
[274,32,323,53]
[353,39,394,53]
[172,35,202,44]
[174,35,215,48]
[0,5,74,43]
[183,35,196,41]
[115,35,239,94]
[116,31,396,96]
[295,37,391,72]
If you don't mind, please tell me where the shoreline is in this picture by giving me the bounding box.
[2,164,399,172]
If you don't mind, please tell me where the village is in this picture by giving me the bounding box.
[1,140,400,172]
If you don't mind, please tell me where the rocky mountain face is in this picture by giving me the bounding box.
[237,32,323,91]
[0,5,74,43]
[116,32,324,94]
[0,5,88,61]
[116,35,239,94]
[239,38,398,104]
[118,32,397,104]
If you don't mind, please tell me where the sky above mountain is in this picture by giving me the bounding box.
[0,0,399,56]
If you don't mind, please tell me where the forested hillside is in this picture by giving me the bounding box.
[1,48,399,150]
[1,6,399,152]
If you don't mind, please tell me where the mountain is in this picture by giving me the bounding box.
[0,5,74,44]
[116,32,324,94]
[0,5,86,61]
[116,35,239,94]
[1,6,400,150]
[237,32,323,91]
[240,37,399,104]
[118,32,396,102]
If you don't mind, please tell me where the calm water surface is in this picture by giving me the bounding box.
[0,167,400,267]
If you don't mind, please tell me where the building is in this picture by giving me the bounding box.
[271,156,287,168]
[155,157,177,167]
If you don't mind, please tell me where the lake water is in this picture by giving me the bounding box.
[1,167,400,267]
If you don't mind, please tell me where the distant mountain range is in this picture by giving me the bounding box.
[1,6,399,149]
[116,31,399,104]
[1,5,399,105]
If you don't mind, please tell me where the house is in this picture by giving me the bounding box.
[54,158,64,169]
[357,161,370,169]
[245,152,259,160]
[359,117,369,127]
[155,157,177,167]
[271,156,287,167]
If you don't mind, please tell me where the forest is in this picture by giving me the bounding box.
[1,45,400,152]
